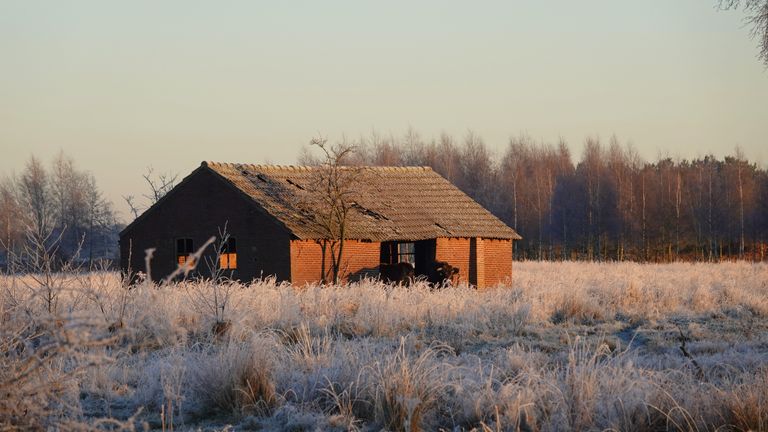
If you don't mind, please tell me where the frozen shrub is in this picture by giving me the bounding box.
[319,377,369,431]
[554,336,660,431]
[187,336,279,417]
[128,286,192,350]
[282,323,334,371]
[558,337,608,429]
[720,367,768,431]
[447,359,542,431]
[131,357,163,411]
[551,294,606,325]
[371,339,452,432]
[308,338,383,423]
[0,315,113,430]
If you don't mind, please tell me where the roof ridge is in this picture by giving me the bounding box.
[204,161,432,171]
[163,162,521,241]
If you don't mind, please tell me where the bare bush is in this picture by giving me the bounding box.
[187,337,279,417]
[0,315,118,429]
[371,339,453,432]
[186,224,237,336]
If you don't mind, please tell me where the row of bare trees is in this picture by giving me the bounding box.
[0,152,119,268]
[300,129,768,262]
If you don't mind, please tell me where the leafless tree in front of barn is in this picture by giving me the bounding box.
[303,137,365,285]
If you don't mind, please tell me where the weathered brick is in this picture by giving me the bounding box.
[290,240,380,286]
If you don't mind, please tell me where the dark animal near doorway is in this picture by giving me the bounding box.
[428,261,459,287]
[380,262,415,285]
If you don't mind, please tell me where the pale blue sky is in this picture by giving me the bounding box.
[1,1,766,220]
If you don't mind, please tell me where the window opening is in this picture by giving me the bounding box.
[397,242,415,265]
[219,237,237,270]
[381,241,416,265]
[176,238,194,266]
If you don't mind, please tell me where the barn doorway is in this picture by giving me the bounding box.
[380,239,436,277]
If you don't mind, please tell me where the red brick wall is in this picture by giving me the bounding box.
[435,237,472,285]
[435,237,512,288]
[483,238,513,287]
[290,239,380,285]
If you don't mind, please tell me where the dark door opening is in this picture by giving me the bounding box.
[380,239,436,277]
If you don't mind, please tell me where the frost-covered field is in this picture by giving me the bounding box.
[2,262,767,431]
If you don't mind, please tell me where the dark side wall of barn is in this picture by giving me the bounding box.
[119,168,292,282]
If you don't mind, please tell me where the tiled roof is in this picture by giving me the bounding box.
[203,162,521,241]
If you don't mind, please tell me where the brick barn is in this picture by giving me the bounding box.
[119,162,521,288]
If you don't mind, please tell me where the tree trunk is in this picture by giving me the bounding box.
[738,163,745,259]
[642,173,647,262]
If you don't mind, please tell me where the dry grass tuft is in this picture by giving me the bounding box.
[720,367,768,432]
[551,294,606,325]
[188,337,278,417]
[371,339,452,432]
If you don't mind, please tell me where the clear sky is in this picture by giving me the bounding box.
[1,1,766,221]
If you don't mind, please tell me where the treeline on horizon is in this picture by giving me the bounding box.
[0,152,120,266]
[301,130,768,262]
[1,132,765,267]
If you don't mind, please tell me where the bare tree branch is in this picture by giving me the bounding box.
[302,136,365,284]
[142,166,178,205]
[719,0,768,65]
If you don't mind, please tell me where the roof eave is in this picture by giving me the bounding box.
[201,162,300,237]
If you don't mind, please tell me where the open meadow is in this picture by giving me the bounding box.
[2,261,767,431]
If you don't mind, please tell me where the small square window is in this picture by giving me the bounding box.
[219,237,237,270]
[176,238,194,266]
[397,242,415,265]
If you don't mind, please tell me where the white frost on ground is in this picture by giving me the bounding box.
[2,261,767,431]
